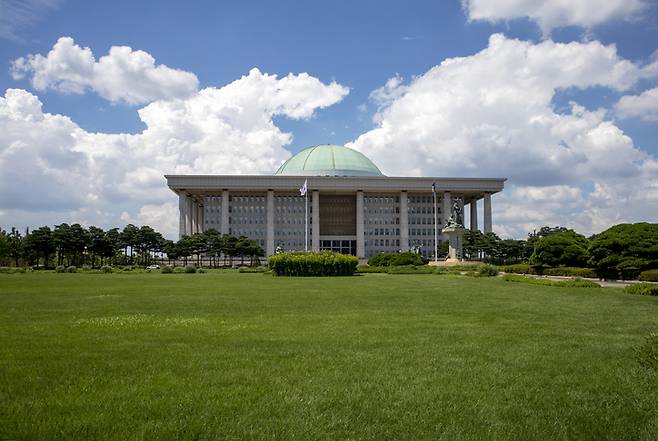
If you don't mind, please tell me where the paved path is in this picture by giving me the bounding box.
[499,273,656,289]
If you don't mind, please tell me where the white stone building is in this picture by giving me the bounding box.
[166,144,506,259]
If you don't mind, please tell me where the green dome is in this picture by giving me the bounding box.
[275,144,384,177]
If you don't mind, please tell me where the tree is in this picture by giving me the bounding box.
[530,230,589,268]
[23,226,55,268]
[8,228,23,267]
[120,224,140,263]
[0,229,10,265]
[588,223,658,279]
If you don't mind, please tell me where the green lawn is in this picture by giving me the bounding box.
[1,272,657,440]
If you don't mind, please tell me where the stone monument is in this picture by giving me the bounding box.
[442,197,465,262]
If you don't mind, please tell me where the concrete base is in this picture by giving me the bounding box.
[442,225,466,261]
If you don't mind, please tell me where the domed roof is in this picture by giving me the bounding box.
[275,144,384,177]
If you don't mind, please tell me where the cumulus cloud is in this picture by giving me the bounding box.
[0,68,348,236]
[11,37,199,105]
[615,87,658,121]
[349,34,658,237]
[462,0,647,35]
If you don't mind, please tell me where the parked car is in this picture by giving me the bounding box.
[146,264,160,269]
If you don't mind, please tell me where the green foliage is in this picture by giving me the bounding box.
[588,223,658,280]
[387,265,436,274]
[268,252,358,276]
[122,266,133,272]
[197,268,207,273]
[184,265,197,274]
[100,265,113,274]
[639,269,658,282]
[55,265,66,273]
[498,263,535,274]
[67,266,77,273]
[238,266,268,273]
[624,283,658,296]
[368,252,425,267]
[543,267,597,278]
[160,266,174,274]
[477,265,499,277]
[356,265,389,273]
[502,274,600,288]
[636,333,658,372]
[530,230,590,268]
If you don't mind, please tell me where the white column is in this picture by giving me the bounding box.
[266,190,274,256]
[399,191,409,251]
[190,201,198,234]
[484,193,492,234]
[442,192,452,228]
[356,190,365,258]
[186,197,194,236]
[221,190,229,235]
[198,202,204,233]
[458,196,464,227]
[312,190,320,251]
[178,192,188,239]
[470,199,478,231]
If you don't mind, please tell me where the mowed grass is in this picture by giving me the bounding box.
[1,272,657,441]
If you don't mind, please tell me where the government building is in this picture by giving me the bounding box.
[166,144,506,259]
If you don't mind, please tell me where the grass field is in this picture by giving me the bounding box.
[1,272,657,440]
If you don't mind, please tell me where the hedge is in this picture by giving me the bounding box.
[356,265,389,273]
[543,267,597,278]
[367,252,426,267]
[498,263,535,275]
[268,251,358,277]
[639,269,658,282]
[387,265,436,274]
[624,283,658,296]
[502,274,600,288]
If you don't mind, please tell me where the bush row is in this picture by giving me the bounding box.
[367,252,427,267]
[356,264,499,277]
[624,283,658,296]
[502,274,600,288]
[268,252,358,277]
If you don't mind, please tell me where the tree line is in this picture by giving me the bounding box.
[0,224,264,269]
[455,223,658,280]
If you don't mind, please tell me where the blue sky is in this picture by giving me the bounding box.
[1,0,657,238]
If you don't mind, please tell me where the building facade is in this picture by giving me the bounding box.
[166,144,506,259]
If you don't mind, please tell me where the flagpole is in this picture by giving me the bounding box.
[305,185,308,252]
[433,183,438,262]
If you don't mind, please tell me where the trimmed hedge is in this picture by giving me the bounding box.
[268,252,358,277]
[502,274,600,288]
[161,266,174,274]
[100,265,113,273]
[184,265,197,274]
[367,252,426,267]
[387,265,436,274]
[639,269,658,282]
[67,266,77,273]
[356,265,389,274]
[498,263,535,275]
[624,283,658,296]
[238,266,269,273]
[543,267,597,278]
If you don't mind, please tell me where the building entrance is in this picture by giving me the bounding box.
[320,239,356,255]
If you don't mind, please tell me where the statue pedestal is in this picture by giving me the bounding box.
[442,225,465,262]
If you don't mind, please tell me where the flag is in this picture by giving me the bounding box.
[431,182,436,193]
[299,179,307,196]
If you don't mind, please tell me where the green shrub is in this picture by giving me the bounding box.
[356,265,389,273]
[636,333,658,372]
[387,265,436,274]
[160,266,173,274]
[184,265,197,274]
[14,267,26,274]
[543,267,597,278]
[639,269,658,282]
[390,252,425,267]
[238,266,269,273]
[499,263,535,275]
[268,251,358,277]
[67,266,77,273]
[197,268,207,273]
[624,283,658,296]
[367,252,397,267]
[82,264,92,270]
[55,265,66,273]
[173,266,185,273]
[502,274,600,288]
[100,265,113,273]
[478,265,499,277]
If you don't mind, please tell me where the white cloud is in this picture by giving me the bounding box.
[11,37,199,105]
[349,34,658,237]
[615,87,658,121]
[462,0,647,35]
[0,68,348,237]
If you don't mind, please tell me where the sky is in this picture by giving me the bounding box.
[1,0,657,239]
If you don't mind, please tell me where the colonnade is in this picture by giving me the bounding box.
[178,189,494,258]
